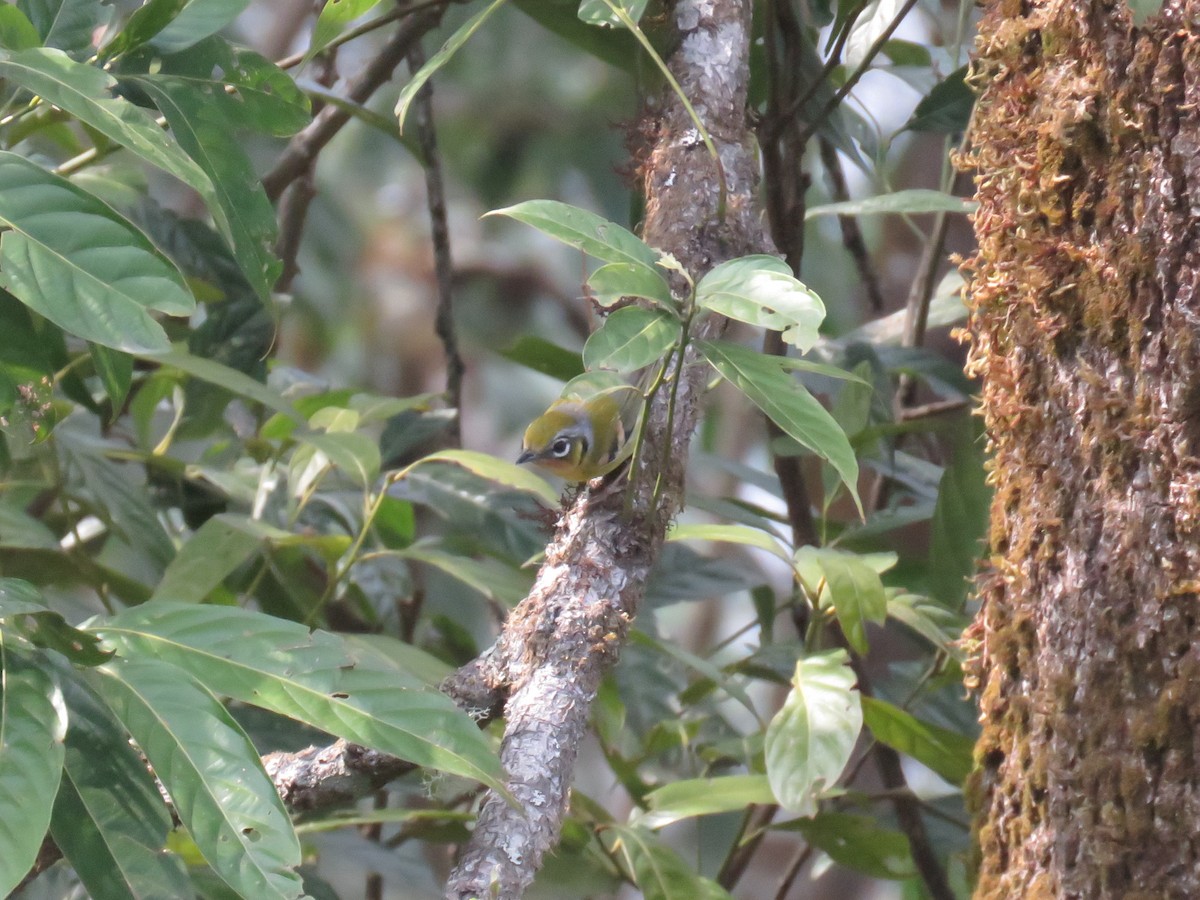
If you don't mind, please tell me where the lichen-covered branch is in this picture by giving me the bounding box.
[441,0,768,895]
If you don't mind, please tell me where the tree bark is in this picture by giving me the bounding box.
[441,0,769,896]
[963,0,1200,896]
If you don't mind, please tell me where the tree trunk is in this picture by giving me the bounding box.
[964,0,1200,896]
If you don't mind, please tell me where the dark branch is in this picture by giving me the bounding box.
[262,6,447,202]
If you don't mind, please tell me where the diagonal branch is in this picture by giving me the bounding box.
[262,5,447,203]
[441,0,771,895]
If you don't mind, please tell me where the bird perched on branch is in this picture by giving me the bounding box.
[517,393,632,483]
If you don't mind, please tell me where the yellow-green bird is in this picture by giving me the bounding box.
[517,395,628,483]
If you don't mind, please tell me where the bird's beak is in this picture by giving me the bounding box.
[516,449,537,465]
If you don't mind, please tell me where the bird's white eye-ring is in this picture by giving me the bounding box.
[551,437,572,457]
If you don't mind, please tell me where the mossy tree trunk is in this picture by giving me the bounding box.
[964,0,1200,895]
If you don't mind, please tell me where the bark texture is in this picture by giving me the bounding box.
[441,0,768,896]
[963,0,1200,896]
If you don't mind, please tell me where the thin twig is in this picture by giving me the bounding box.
[407,40,464,447]
[792,0,921,149]
[273,172,316,294]
[818,136,885,312]
[716,803,779,890]
[771,842,816,900]
[276,5,409,70]
[262,7,446,202]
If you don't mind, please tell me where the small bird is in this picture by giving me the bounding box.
[517,395,628,483]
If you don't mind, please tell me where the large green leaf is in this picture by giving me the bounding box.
[91,658,305,900]
[150,514,264,604]
[94,603,505,790]
[602,825,734,900]
[406,448,557,506]
[395,0,508,131]
[638,774,775,829]
[929,427,989,609]
[792,546,892,654]
[778,812,916,880]
[486,199,659,268]
[765,650,861,816]
[861,696,974,785]
[0,48,211,193]
[51,668,191,900]
[583,306,680,372]
[140,346,301,422]
[695,256,825,351]
[586,261,674,309]
[0,152,194,352]
[667,521,791,563]
[698,339,861,512]
[0,645,66,897]
[308,0,386,59]
[400,541,534,607]
[100,0,188,59]
[906,66,973,133]
[805,189,976,219]
[150,0,252,53]
[17,0,96,55]
[0,5,41,50]
[130,74,282,299]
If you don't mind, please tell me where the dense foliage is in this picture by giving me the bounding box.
[0,0,986,897]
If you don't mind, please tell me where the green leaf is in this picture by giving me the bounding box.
[94,603,505,791]
[578,0,651,29]
[929,427,989,609]
[793,546,891,654]
[906,66,974,133]
[129,73,283,298]
[765,650,861,816]
[667,521,791,563]
[309,0,385,59]
[0,48,211,193]
[861,696,974,785]
[100,0,188,59]
[780,812,916,880]
[0,503,59,550]
[512,0,639,72]
[91,658,304,899]
[639,774,775,829]
[486,199,658,269]
[695,256,826,351]
[630,630,761,724]
[294,430,381,488]
[603,825,733,900]
[51,667,191,900]
[395,0,509,132]
[0,577,46,617]
[886,591,965,657]
[0,645,66,897]
[17,0,96,55]
[698,340,861,512]
[400,542,534,607]
[499,335,585,381]
[89,343,133,414]
[583,306,680,372]
[587,260,674,308]
[150,514,263,604]
[142,346,301,422]
[407,448,558,506]
[805,189,976,219]
[0,152,194,352]
[151,0,252,53]
[0,5,41,50]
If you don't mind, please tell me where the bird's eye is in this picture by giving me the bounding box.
[551,437,572,457]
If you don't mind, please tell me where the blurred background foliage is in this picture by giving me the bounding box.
[0,0,989,897]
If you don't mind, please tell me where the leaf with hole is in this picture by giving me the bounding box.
[90,658,305,899]
[695,256,825,351]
